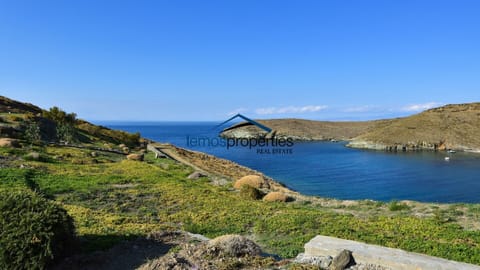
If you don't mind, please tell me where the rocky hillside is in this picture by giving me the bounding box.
[348,103,480,152]
[221,103,480,152]
[0,95,142,148]
[221,118,392,141]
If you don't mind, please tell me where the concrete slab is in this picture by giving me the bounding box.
[304,235,480,270]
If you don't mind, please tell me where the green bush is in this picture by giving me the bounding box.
[388,200,410,211]
[239,185,263,200]
[0,191,76,269]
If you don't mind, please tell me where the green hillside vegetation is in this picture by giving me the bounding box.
[2,147,480,265]
[0,95,141,149]
[2,96,480,267]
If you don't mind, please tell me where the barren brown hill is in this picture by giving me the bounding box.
[221,118,392,141]
[348,102,480,152]
[222,103,480,152]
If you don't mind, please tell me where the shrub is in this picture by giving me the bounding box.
[233,175,268,189]
[24,120,42,145]
[262,192,289,202]
[388,200,410,211]
[239,185,263,200]
[0,191,76,269]
[206,235,262,257]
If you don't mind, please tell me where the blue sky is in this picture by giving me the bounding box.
[1,0,479,121]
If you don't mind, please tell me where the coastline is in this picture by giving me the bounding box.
[159,141,480,231]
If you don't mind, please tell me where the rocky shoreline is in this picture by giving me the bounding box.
[346,139,480,153]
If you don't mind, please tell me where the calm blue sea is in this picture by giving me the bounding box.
[102,121,480,203]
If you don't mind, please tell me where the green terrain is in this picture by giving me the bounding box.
[2,95,480,268]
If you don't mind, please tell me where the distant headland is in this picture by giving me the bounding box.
[221,102,480,153]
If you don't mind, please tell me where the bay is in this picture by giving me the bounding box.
[102,121,480,203]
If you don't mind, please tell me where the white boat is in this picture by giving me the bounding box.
[444,157,450,161]
[447,149,456,153]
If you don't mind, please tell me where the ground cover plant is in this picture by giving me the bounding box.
[2,147,480,265]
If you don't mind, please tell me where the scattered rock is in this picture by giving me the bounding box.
[0,138,20,148]
[330,249,353,270]
[122,146,130,153]
[233,175,269,189]
[187,171,207,180]
[126,153,144,161]
[138,253,193,270]
[90,151,97,157]
[263,191,289,202]
[25,152,40,161]
[294,253,333,268]
[346,263,392,270]
[205,234,262,257]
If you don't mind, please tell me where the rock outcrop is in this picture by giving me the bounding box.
[126,153,144,161]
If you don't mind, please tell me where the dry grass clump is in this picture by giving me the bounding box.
[239,185,264,200]
[206,234,262,257]
[126,153,144,161]
[233,175,268,189]
[263,192,289,202]
[0,138,19,148]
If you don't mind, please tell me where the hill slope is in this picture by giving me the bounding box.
[221,118,393,140]
[0,95,142,148]
[348,103,480,152]
[221,103,480,152]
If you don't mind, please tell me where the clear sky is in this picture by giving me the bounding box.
[1,0,479,121]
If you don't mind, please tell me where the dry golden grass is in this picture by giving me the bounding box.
[126,153,144,161]
[0,138,19,148]
[263,192,289,202]
[355,103,480,149]
[222,118,390,140]
[207,234,262,257]
[233,175,267,189]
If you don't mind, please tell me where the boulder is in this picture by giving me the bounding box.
[233,175,269,189]
[126,153,144,161]
[0,138,20,148]
[437,141,447,151]
[330,249,353,270]
[262,192,289,202]
[294,253,333,268]
[187,171,207,179]
[25,152,40,161]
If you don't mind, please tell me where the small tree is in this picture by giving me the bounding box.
[43,107,77,143]
[42,106,77,125]
[24,120,41,145]
[56,123,75,143]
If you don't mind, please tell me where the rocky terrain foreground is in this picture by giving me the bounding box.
[221,103,480,152]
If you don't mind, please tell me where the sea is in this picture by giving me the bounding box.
[101,121,480,203]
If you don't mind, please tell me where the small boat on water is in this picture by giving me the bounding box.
[445,156,451,161]
[447,149,456,153]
